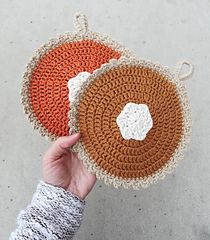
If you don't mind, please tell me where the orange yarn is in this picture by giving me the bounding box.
[29,40,121,137]
[78,66,184,179]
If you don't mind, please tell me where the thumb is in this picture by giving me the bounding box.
[43,133,81,162]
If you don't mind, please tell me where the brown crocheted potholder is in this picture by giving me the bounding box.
[69,57,193,189]
[21,13,133,140]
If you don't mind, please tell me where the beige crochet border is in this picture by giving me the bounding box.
[69,57,193,189]
[20,12,135,141]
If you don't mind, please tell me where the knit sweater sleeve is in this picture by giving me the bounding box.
[9,181,86,240]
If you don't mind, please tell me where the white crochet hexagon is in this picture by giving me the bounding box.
[116,102,153,141]
[68,71,91,103]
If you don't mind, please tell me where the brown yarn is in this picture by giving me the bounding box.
[77,65,184,179]
[29,40,121,137]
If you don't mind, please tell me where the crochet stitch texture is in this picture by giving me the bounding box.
[21,13,133,140]
[116,102,153,141]
[69,57,193,189]
[20,12,193,189]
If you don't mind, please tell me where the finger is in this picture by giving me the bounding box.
[44,133,80,161]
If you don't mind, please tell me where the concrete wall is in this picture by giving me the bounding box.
[0,0,210,239]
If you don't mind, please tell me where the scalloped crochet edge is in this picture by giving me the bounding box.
[69,56,193,190]
[20,14,135,141]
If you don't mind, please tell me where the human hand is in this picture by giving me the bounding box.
[42,133,96,200]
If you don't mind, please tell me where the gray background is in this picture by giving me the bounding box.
[0,0,210,239]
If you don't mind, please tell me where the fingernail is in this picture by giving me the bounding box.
[71,132,80,137]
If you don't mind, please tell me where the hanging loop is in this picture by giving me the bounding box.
[175,60,194,81]
[74,12,88,35]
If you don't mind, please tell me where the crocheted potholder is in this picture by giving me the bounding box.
[21,13,133,140]
[69,57,193,189]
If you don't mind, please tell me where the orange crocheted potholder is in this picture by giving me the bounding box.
[69,58,193,189]
[21,13,133,140]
